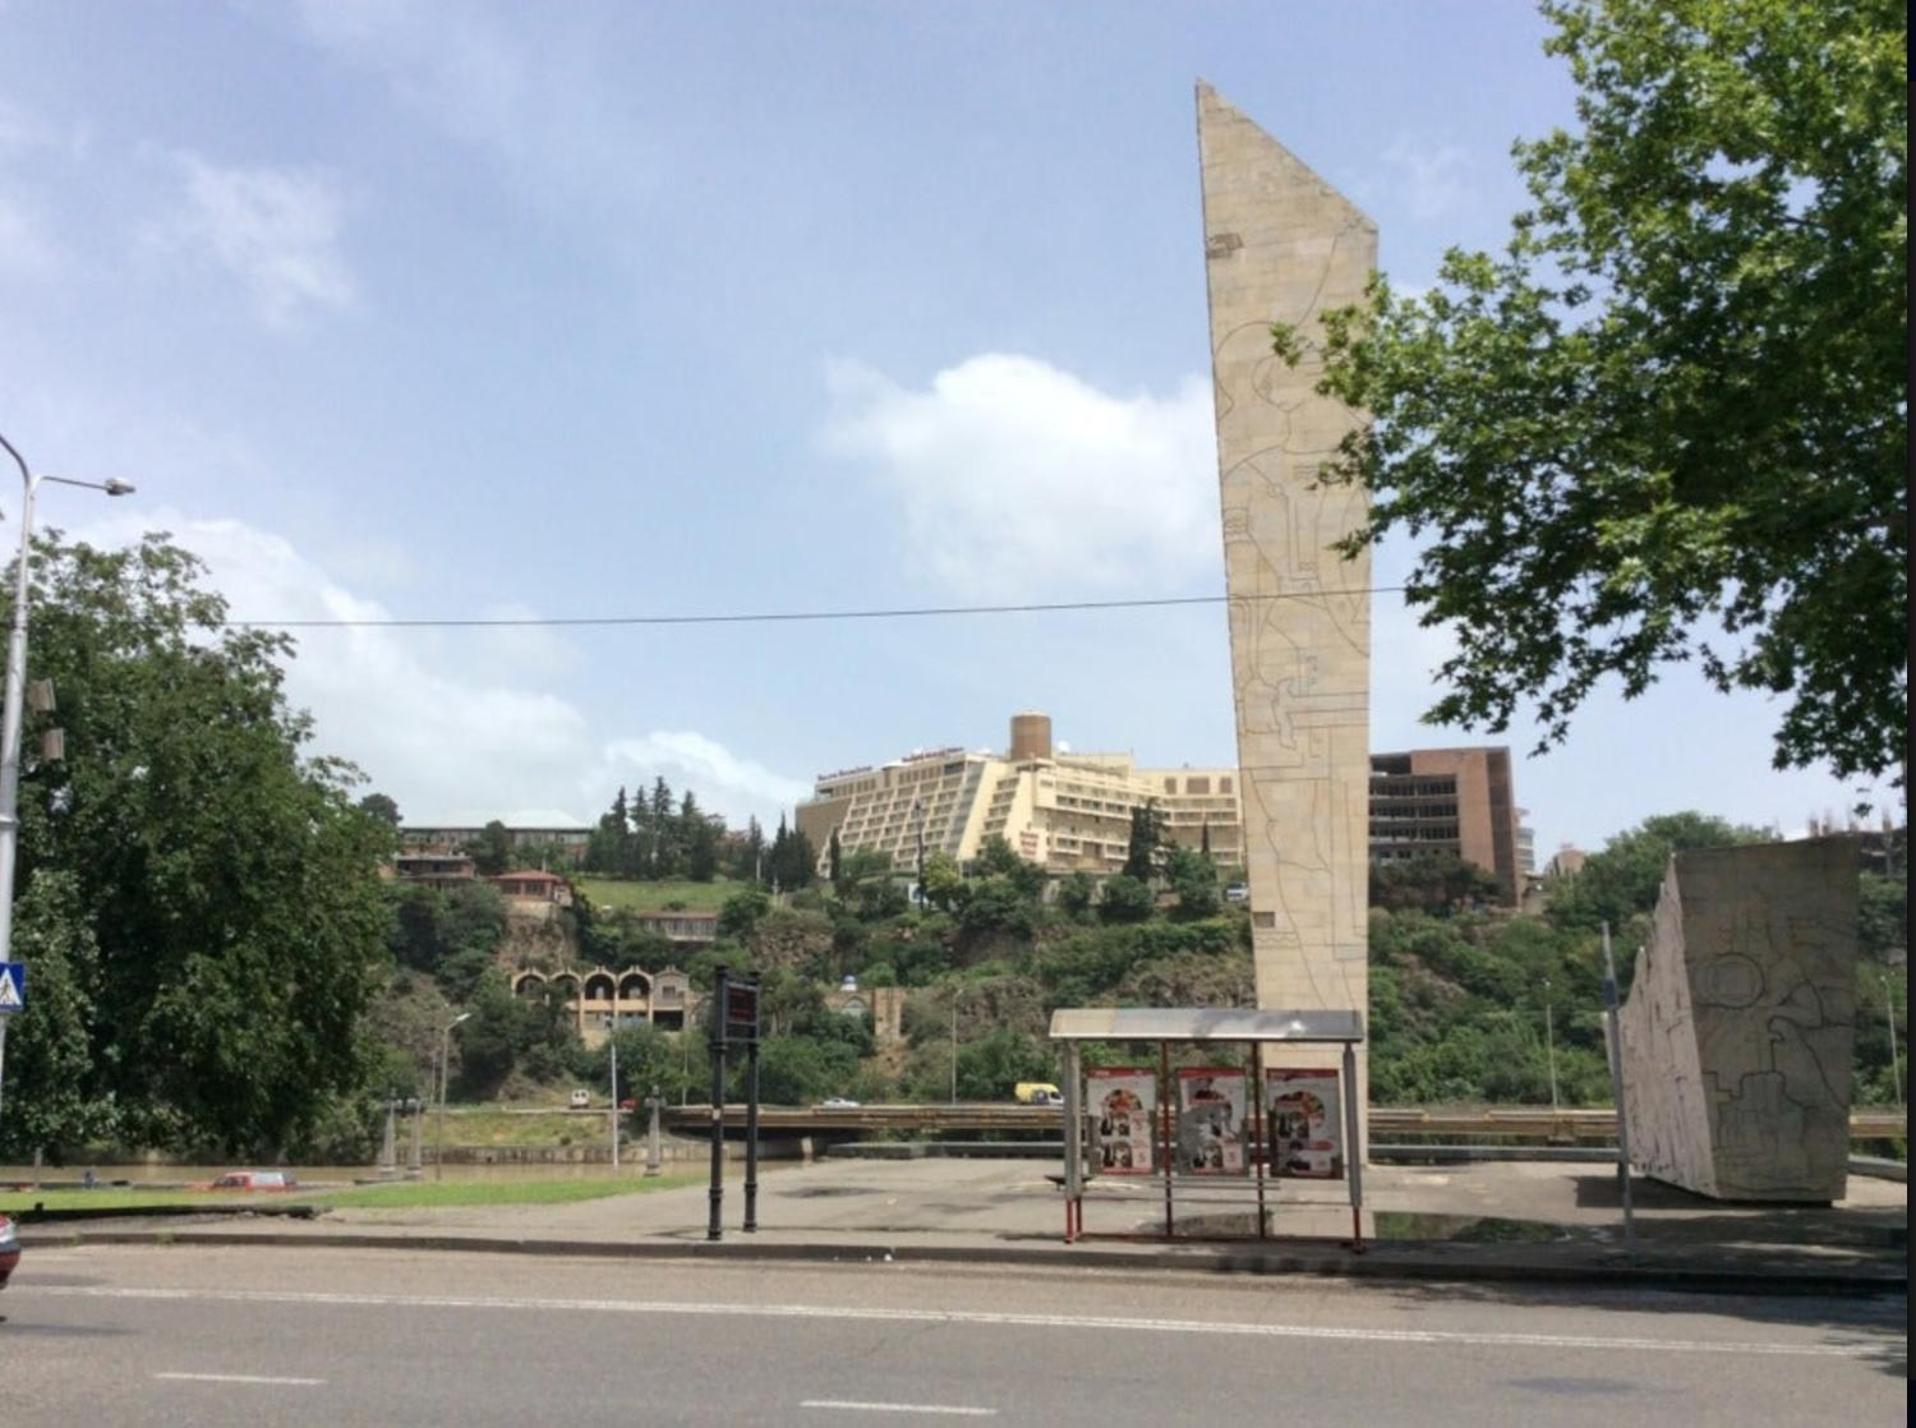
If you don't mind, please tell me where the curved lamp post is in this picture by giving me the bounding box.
[434,1011,472,1180]
[0,430,133,976]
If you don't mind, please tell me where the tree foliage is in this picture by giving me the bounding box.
[1296,0,1906,783]
[2,532,391,1158]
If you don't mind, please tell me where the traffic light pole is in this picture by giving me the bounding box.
[707,972,728,1242]
[743,1038,761,1232]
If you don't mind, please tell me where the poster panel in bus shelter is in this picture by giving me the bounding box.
[1266,1067,1344,1179]
[1176,1067,1248,1175]
[1085,1067,1156,1175]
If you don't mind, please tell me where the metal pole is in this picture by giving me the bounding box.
[407,1099,422,1177]
[1880,972,1903,1108]
[1061,1042,1081,1242]
[1250,1040,1267,1240]
[1342,1040,1364,1250]
[435,1026,449,1181]
[707,969,727,1242]
[949,990,959,1105]
[1601,923,1637,1253]
[610,1037,620,1170]
[1159,1041,1174,1238]
[1543,980,1560,1115]
[0,1019,8,1126]
[743,1038,760,1232]
[645,1089,663,1177]
[0,456,38,976]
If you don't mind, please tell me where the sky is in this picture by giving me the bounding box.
[0,1,1892,858]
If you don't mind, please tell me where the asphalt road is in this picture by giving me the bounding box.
[2,1244,1904,1425]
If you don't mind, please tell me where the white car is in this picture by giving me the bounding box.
[568,1089,591,1108]
[819,1097,861,1109]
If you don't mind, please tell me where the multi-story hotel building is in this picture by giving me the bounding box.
[798,714,1526,904]
[796,713,1241,879]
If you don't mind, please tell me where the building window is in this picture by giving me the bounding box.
[1163,778,1177,793]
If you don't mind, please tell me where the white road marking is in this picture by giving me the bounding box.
[156,1372,325,1387]
[31,1285,1880,1360]
[802,1402,996,1417]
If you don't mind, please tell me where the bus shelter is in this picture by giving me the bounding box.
[1048,1007,1366,1247]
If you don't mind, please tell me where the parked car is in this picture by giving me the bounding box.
[204,1171,297,1191]
[1014,1082,1063,1106]
[0,1213,19,1291]
[819,1097,861,1109]
[1224,883,1250,904]
[617,1097,638,1112]
[568,1089,592,1109]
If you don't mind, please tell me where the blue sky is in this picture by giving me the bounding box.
[0,1,1890,856]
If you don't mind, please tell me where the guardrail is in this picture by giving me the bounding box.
[660,1103,1907,1141]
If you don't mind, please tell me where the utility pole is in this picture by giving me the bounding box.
[1883,971,1903,1108]
[610,1036,620,1170]
[949,990,960,1105]
[0,432,133,1012]
[1542,978,1560,1115]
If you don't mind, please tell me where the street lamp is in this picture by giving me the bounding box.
[1882,971,1903,1109]
[0,430,134,977]
[434,1011,472,1180]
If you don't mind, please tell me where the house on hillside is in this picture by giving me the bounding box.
[491,869,573,906]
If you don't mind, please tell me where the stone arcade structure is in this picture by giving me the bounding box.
[1198,83,1374,1126]
[1618,839,1859,1202]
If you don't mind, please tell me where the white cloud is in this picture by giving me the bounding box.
[823,354,1220,599]
[67,508,808,831]
[150,153,356,328]
[1381,137,1472,222]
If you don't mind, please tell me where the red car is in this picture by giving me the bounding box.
[0,1213,19,1291]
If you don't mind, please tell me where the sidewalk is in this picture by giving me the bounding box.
[20,1158,1907,1295]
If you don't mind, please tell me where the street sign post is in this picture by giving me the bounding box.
[706,969,762,1241]
[0,960,24,1125]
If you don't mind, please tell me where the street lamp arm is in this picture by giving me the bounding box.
[0,432,29,490]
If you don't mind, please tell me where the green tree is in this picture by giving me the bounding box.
[1294,0,1906,784]
[1371,853,1502,915]
[591,1023,691,1104]
[1056,871,1097,922]
[1165,846,1221,921]
[1097,873,1155,926]
[467,819,513,877]
[1123,802,1165,882]
[357,792,401,827]
[1548,811,1770,930]
[2,532,391,1157]
[717,886,772,942]
[920,850,967,913]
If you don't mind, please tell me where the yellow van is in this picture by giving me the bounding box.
[1015,1082,1063,1106]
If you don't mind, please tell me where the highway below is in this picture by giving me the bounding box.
[3,1243,1904,1425]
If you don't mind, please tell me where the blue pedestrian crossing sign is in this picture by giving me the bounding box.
[0,961,24,1013]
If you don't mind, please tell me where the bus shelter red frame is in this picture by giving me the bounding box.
[1049,1007,1366,1249]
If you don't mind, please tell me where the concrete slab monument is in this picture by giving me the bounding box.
[1197,84,1374,1130]
[1618,838,1859,1202]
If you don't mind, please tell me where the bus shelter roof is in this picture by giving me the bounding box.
[1046,1008,1364,1044]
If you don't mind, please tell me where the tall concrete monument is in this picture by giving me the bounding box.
[1197,84,1375,1117]
[1619,839,1858,1202]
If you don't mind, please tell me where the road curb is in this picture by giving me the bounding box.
[18,1225,1906,1298]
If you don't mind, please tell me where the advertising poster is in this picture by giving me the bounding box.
[1086,1068,1156,1175]
[1176,1068,1248,1175]
[1266,1068,1344,1179]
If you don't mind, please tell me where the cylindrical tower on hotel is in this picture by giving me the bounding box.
[1008,711,1053,763]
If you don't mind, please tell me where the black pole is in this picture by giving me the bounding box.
[707,968,728,1242]
[743,1038,761,1232]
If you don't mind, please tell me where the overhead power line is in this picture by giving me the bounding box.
[225,587,1411,631]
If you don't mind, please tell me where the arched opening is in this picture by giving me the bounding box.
[583,971,616,1004]
[513,972,548,1001]
[551,973,582,1004]
[617,971,651,1002]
